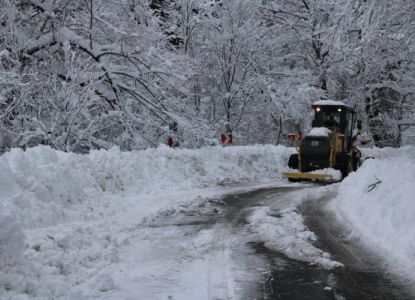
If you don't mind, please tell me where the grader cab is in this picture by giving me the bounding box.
[283,100,362,182]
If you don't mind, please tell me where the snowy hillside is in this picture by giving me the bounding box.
[1,144,414,298]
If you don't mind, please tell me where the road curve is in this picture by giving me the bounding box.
[219,186,414,300]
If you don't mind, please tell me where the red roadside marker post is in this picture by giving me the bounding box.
[167,136,180,148]
[221,133,233,145]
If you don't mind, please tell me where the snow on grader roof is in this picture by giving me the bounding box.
[314,100,346,106]
[313,100,355,111]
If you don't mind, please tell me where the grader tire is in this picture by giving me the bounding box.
[288,154,299,170]
[340,157,354,179]
[287,154,300,182]
[353,149,362,171]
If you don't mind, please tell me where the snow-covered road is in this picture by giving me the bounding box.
[92,183,338,299]
[94,184,413,299]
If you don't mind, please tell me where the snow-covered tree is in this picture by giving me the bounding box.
[329,0,415,147]
[1,0,414,151]
[0,0,192,150]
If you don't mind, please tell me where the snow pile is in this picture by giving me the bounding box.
[0,144,293,299]
[23,223,121,299]
[307,127,332,137]
[333,146,415,277]
[309,168,342,181]
[0,144,291,229]
[86,144,292,196]
[314,100,347,106]
[3,142,415,298]
[249,206,342,269]
[1,147,101,229]
[286,167,342,181]
[0,214,30,296]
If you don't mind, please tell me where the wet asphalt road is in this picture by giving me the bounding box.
[219,186,415,300]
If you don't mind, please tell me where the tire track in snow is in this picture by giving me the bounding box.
[207,224,233,300]
[205,187,299,300]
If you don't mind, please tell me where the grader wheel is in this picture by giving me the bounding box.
[288,154,299,170]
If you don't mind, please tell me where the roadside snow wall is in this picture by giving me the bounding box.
[0,144,292,297]
[0,144,291,229]
[333,146,415,278]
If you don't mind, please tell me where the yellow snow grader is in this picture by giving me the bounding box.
[283,100,362,182]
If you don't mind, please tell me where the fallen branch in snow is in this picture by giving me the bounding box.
[365,176,382,193]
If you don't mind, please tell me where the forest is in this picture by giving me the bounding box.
[1,0,414,152]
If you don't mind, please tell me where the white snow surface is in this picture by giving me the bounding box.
[330,146,415,279]
[313,100,347,106]
[307,127,332,137]
[248,190,343,269]
[309,168,342,181]
[285,167,342,181]
[1,144,415,298]
[0,144,296,299]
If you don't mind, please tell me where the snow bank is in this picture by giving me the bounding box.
[87,144,292,196]
[0,144,291,229]
[6,142,415,298]
[333,146,415,277]
[0,144,292,299]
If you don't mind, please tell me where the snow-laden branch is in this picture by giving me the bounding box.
[57,27,171,118]
[367,81,414,96]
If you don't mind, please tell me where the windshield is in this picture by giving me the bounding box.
[315,111,341,128]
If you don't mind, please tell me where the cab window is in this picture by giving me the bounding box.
[315,111,341,127]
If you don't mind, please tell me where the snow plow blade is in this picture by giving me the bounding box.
[283,172,338,181]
